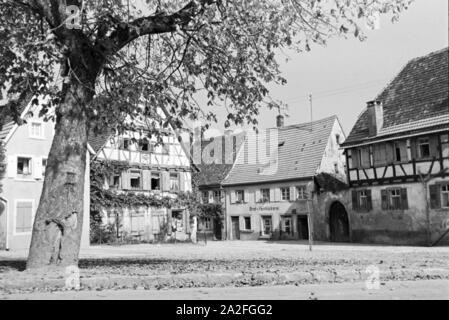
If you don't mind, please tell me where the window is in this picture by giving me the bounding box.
[161,144,170,155]
[30,122,44,139]
[261,189,270,202]
[236,190,244,203]
[442,184,449,208]
[418,138,431,159]
[393,141,408,162]
[41,158,47,177]
[359,190,369,211]
[151,172,161,190]
[244,217,251,230]
[139,139,151,152]
[389,189,402,210]
[296,186,307,200]
[130,170,142,190]
[213,190,221,203]
[122,138,132,150]
[169,173,180,191]
[381,188,408,211]
[441,134,449,158]
[281,216,292,234]
[281,187,290,201]
[352,190,372,212]
[336,134,341,145]
[201,217,212,231]
[202,191,209,203]
[110,175,120,189]
[17,157,32,176]
[15,201,33,233]
[262,216,272,236]
[347,149,353,169]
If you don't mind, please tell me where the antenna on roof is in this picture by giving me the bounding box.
[309,94,313,132]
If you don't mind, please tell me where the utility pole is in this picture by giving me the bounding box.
[309,94,313,132]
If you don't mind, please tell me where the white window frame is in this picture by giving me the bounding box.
[261,188,270,203]
[169,173,180,192]
[296,186,307,200]
[280,187,290,201]
[28,120,45,139]
[281,216,293,234]
[15,154,34,181]
[13,199,35,236]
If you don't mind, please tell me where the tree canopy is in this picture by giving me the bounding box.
[0,0,412,268]
[1,0,412,135]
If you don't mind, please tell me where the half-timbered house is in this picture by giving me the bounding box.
[88,120,195,243]
[341,48,449,245]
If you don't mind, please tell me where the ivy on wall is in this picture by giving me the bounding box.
[90,160,199,214]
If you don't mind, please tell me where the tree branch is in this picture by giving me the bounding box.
[105,0,216,54]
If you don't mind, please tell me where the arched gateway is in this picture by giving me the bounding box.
[329,202,350,242]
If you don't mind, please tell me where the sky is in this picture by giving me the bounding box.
[204,0,449,139]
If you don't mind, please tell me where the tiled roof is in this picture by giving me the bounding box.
[222,116,338,186]
[88,131,113,154]
[343,48,449,146]
[0,94,34,142]
[195,164,235,187]
[194,132,246,187]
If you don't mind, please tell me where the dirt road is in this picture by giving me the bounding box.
[2,280,448,300]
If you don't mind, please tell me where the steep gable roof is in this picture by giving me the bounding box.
[0,94,35,142]
[222,116,338,186]
[343,48,449,146]
[194,132,246,188]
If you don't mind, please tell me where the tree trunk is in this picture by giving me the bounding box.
[27,77,94,269]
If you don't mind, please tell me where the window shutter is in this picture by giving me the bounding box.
[162,171,170,191]
[269,188,275,202]
[352,190,359,211]
[401,188,409,210]
[410,138,418,159]
[381,190,389,210]
[142,170,151,190]
[429,136,439,158]
[255,190,261,203]
[121,171,130,190]
[290,186,296,201]
[366,190,373,211]
[33,157,42,180]
[244,190,251,203]
[429,184,441,209]
[274,188,281,202]
[179,172,186,192]
[230,191,236,204]
[385,143,394,163]
[7,156,17,178]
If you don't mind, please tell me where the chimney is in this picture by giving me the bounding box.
[276,115,285,128]
[224,129,233,136]
[367,100,383,136]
